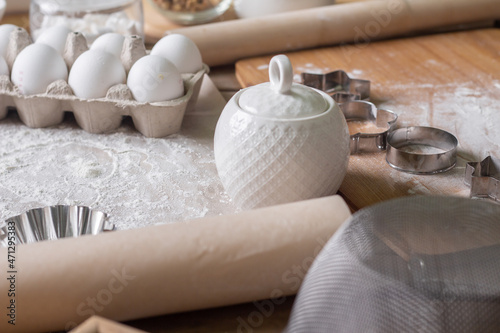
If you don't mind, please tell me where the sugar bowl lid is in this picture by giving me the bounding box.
[238,55,329,119]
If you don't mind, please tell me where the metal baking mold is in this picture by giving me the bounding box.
[0,205,114,246]
[464,156,499,202]
[0,27,207,138]
[386,126,458,174]
[340,100,398,154]
[301,70,370,103]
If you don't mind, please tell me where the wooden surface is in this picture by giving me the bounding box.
[235,28,500,211]
[124,297,295,332]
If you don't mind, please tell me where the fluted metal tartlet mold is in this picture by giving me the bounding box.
[0,205,114,246]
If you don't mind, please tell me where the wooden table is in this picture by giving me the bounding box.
[234,28,500,210]
[2,4,499,333]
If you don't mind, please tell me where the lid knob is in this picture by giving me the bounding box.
[238,54,329,119]
[269,54,293,94]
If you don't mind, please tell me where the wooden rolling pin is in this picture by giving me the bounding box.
[0,196,351,332]
[168,0,500,66]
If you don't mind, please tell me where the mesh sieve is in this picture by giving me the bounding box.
[286,196,500,333]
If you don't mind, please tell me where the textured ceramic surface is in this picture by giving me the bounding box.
[214,55,350,209]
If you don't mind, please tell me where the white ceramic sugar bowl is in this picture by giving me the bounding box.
[214,55,350,209]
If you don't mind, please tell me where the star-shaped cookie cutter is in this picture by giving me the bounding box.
[301,70,371,103]
[340,101,398,154]
[301,70,398,154]
[464,156,499,202]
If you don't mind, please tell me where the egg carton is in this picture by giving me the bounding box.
[0,27,208,138]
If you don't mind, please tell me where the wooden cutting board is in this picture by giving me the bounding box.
[235,28,500,211]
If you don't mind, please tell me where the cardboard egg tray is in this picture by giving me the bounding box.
[0,27,208,138]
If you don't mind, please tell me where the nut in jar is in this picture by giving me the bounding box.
[153,0,223,12]
[148,0,232,25]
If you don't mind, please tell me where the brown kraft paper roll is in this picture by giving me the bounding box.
[0,195,351,332]
[168,0,500,66]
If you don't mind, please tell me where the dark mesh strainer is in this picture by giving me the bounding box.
[286,196,500,333]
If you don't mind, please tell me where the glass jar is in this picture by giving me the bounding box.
[30,0,144,44]
[0,0,6,22]
[147,0,232,25]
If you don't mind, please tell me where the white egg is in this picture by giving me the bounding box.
[0,24,16,57]
[127,55,184,103]
[11,43,68,95]
[90,33,125,58]
[150,34,202,74]
[0,55,8,76]
[69,50,126,99]
[35,25,72,55]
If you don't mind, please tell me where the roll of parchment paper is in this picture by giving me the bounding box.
[168,0,500,66]
[0,195,351,332]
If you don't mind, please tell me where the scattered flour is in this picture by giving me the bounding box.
[0,94,237,231]
[376,81,500,162]
[350,69,364,76]
[407,183,432,195]
[394,144,446,155]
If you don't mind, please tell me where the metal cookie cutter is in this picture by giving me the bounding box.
[386,126,458,174]
[301,70,370,103]
[340,101,398,154]
[464,156,499,202]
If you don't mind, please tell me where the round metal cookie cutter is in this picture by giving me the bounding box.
[386,126,458,174]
